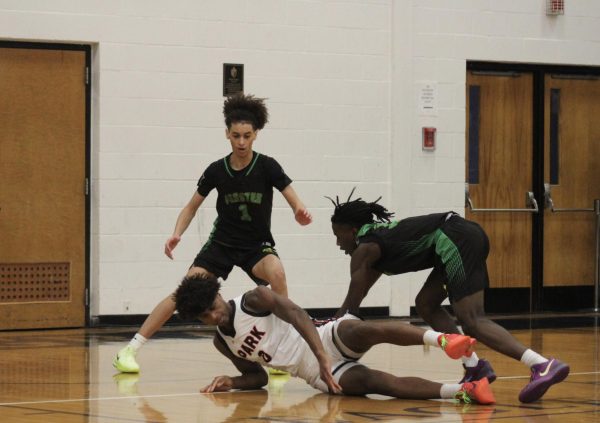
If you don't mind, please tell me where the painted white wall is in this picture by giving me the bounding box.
[1,0,599,318]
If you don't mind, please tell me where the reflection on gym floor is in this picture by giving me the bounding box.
[0,323,599,422]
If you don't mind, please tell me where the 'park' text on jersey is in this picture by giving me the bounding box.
[216,294,306,374]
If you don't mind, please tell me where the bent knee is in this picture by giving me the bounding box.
[268,267,286,285]
[415,297,438,319]
[457,316,483,337]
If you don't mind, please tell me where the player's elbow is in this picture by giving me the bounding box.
[252,369,269,389]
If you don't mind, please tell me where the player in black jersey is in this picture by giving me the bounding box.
[327,189,569,403]
[114,93,311,374]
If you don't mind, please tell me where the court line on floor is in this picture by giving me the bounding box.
[0,390,263,407]
[1,370,597,407]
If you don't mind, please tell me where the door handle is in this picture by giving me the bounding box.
[465,183,539,213]
[544,183,595,212]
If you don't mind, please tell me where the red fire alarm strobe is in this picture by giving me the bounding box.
[422,127,436,151]
[546,0,564,15]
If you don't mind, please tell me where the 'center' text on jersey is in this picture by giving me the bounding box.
[224,192,263,205]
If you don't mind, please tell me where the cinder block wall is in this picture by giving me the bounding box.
[1,0,598,318]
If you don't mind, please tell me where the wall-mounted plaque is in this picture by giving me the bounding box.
[223,63,244,96]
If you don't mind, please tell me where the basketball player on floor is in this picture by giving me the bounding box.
[174,274,495,404]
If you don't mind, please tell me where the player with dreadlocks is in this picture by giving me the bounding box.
[327,188,569,404]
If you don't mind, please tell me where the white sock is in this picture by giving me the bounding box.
[423,329,443,347]
[520,349,547,368]
[462,352,479,367]
[128,333,148,352]
[440,383,463,399]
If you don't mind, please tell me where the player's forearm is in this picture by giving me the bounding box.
[285,305,329,361]
[340,278,366,314]
[281,185,305,213]
[231,372,268,390]
[172,207,197,237]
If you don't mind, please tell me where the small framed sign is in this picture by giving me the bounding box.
[223,63,244,96]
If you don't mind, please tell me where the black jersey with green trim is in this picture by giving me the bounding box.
[357,212,454,275]
[197,151,292,247]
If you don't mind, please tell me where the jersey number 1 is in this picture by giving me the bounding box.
[238,204,252,221]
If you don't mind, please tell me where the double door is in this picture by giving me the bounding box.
[466,63,600,312]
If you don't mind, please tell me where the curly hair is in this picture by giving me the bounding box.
[174,274,221,321]
[327,187,395,229]
[223,93,269,130]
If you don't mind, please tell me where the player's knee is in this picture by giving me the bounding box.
[415,296,436,320]
[458,316,481,337]
[269,266,286,285]
[351,321,378,340]
[340,369,371,396]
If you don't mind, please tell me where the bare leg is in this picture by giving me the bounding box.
[415,269,461,334]
[138,266,213,339]
[452,290,527,361]
[336,319,427,354]
[340,365,442,398]
[251,254,288,297]
[137,295,176,338]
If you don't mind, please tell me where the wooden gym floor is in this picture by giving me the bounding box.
[0,317,599,422]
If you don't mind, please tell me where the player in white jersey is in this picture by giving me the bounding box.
[174,275,495,404]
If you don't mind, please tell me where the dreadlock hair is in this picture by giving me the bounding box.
[174,274,221,321]
[327,187,395,229]
[223,92,269,130]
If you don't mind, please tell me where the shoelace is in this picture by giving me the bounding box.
[439,335,449,350]
[454,387,473,404]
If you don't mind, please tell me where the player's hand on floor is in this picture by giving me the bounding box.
[201,376,234,393]
[318,357,342,394]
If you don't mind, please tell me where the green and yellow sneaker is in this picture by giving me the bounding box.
[268,368,289,376]
[113,345,140,373]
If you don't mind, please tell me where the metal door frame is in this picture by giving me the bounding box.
[468,61,600,313]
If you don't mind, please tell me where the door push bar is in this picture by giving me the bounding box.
[544,183,595,212]
[544,184,600,312]
[464,183,539,213]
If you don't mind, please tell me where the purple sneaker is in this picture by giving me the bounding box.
[460,359,497,384]
[518,358,570,403]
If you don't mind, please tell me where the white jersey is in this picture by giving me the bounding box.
[216,293,363,391]
[217,294,306,374]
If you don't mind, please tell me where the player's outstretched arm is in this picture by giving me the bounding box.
[336,243,382,317]
[164,192,205,259]
[201,334,268,393]
[281,185,312,225]
[245,287,341,394]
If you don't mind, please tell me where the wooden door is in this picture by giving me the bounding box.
[465,71,536,311]
[543,75,600,295]
[0,45,87,329]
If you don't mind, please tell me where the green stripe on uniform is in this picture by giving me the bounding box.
[434,230,466,285]
[245,152,260,176]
